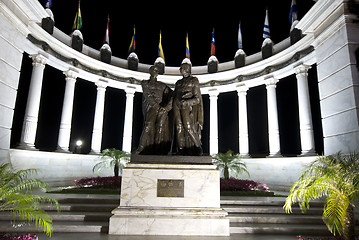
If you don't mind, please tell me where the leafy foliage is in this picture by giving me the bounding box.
[0,163,60,236]
[93,148,130,177]
[212,150,250,179]
[284,152,359,238]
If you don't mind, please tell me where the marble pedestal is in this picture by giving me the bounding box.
[108,157,229,236]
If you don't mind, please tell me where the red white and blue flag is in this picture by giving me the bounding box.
[210,29,215,56]
[289,0,298,24]
[44,0,52,8]
[104,15,110,45]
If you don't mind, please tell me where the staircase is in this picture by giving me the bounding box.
[0,195,358,236]
[222,196,359,236]
[0,195,119,233]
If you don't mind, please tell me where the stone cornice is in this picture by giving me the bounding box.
[27,34,314,90]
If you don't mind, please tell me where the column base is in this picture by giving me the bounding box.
[17,143,37,151]
[267,152,282,158]
[239,153,250,158]
[89,150,101,155]
[300,149,316,156]
[56,146,70,153]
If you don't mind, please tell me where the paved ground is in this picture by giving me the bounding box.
[34,233,300,240]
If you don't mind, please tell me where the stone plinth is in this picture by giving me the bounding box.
[109,156,229,236]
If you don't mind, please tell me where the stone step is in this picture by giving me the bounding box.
[41,203,117,212]
[229,214,359,225]
[230,223,331,235]
[223,205,324,215]
[0,212,112,222]
[0,221,109,233]
[57,198,120,205]
[228,214,324,224]
[230,223,359,235]
[221,199,324,207]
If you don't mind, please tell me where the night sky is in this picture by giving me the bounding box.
[11,0,324,156]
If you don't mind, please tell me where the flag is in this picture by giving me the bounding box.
[44,0,52,8]
[158,31,165,61]
[289,0,298,24]
[128,25,136,54]
[104,15,110,44]
[72,1,82,31]
[210,29,215,56]
[263,9,270,39]
[238,22,243,49]
[186,33,190,59]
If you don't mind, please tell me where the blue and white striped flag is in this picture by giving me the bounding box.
[263,9,270,39]
[238,22,243,49]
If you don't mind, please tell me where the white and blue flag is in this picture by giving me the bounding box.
[238,22,243,49]
[263,9,270,39]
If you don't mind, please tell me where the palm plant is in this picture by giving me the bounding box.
[212,150,250,179]
[0,163,60,236]
[283,152,359,240]
[93,148,130,177]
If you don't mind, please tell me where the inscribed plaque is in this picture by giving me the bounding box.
[157,179,184,198]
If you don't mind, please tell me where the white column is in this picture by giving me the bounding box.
[19,54,47,150]
[295,65,315,155]
[122,87,136,153]
[90,80,108,154]
[237,86,249,156]
[56,70,78,152]
[265,78,281,156]
[209,90,219,155]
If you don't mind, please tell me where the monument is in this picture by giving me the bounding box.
[108,59,229,236]
[134,65,173,155]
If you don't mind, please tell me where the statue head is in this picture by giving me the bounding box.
[179,63,191,78]
[149,65,159,79]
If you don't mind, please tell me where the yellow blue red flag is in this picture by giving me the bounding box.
[128,25,136,54]
[186,33,190,59]
[158,31,165,61]
[72,1,82,31]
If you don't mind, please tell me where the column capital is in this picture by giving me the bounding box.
[124,86,136,95]
[294,64,311,75]
[30,54,47,67]
[96,79,108,90]
[63,69,79,80]
[264,78,279,88]
[208,89,219,98]
[236,85,249,95]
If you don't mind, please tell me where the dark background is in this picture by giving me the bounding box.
[11,0,323,156]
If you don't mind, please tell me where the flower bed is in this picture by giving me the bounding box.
[220,178,269,191]
[0,233,38,240]
[73,176,121,188]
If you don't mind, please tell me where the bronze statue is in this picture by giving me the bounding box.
[135,66,173,155]
[173,62,204,155]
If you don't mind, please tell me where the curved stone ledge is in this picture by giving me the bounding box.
[27,33,314,89]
